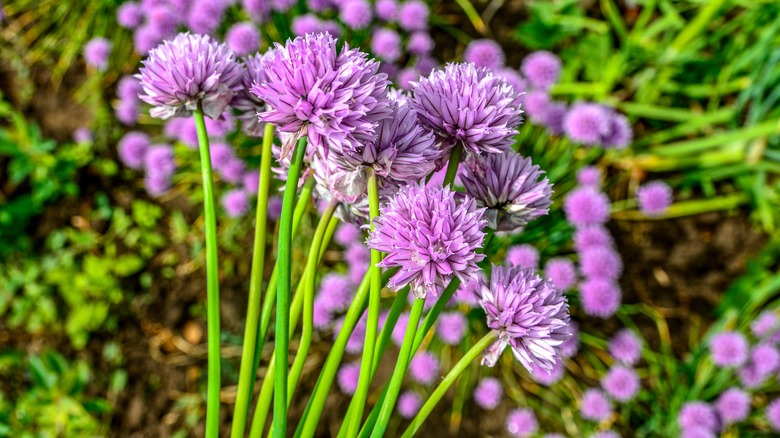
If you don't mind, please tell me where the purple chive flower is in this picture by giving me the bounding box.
[220,159,247,184]
[752,311,779,338]
[461,152,552,231]
[407,32,434,56]
[340,0,372,29]
[231,53,269,136]
[308,0,333,12]
[544,258,576,291]
[396,68,419,90]
[573,225,614,252]
[397,391,421,419]
[738,363,767,388]
[345,243,369,267]
[118,2,144,28]
[118,132,151,170]
[291,14,322,36]
[540,101,568,135]
[252,33,391,160]
[751,343,780,375]
[522,90,551,125]
[580,388,612,422]
[529,361,564,386]
[137,33,244,120]
[187,0,227,34]
[477,265,571,370]
[335,223,361,246]
[271,0,296,12]
[564,103,612,146]
[415,57,437,75]
[561,320,579,358]
[242,171,260,194]
[637,181,673,216]
[222,189,249,217]
[681,429,716,438]
[145,171,172,196]
[392,312,411,346]
[463,39,505,70]
[505,244,540,270]
[116,102,139,125]
[337,362,361,395]
[437,312,468,345]
[84,37,111,71]
[117,75,142,102]
[344,314,367,353]
[497,68,526,94]
[473,377,503,410]
[602,113,633,149]
[767,399,780,431]
[580,246,623,280]
[209,143,236,172]
[398,0,428,31]
[715,388,750,424]
[679,402,719,433]
[590,432,620,438]
[371,28,402,63]
[521,51,561,90]
[601,365,640,402]
[268,196,283,220]
[144,144,176,175]
[505,408,537,438]
[243,0,271,22]
[375,0,397,21]
[367,184,486,299]
[577,166,602,187]
[313,298,334,329]
[609,329,642,365]
[318,273,354,312]
[409,351,440,385]
[544,435,566,438]
[412,63,523,159]
[134,25,164,55]
[580,278,621,318]
[563,187,611,227]
[709,331,748,368]
[73,127,93,143]
[148,6,178,36]
[225,23,260,56]
[454,276,481,307]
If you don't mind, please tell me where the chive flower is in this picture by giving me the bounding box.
[225,23,260,56]
[118,132,150,170]
[473,377,503,410]
[637,181,673,216]
[608,329,642,365]
[397,391,422,419]
[505,244,540,270]
[766,399,780,431]
[715,388,750,425]
[398,0,428,31]
[544,258,577,291]
[580,278,621,318]
[601,365,640,402]
[521,51,561,89]
[84,37,112,71]
[505,408,538,437]
[463,39,505,70]
[678,402,719,435]
[708,331,748,368]
[580,388,612,422]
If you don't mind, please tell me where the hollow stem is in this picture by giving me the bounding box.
[442,143,463,187]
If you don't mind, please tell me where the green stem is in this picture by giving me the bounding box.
[273,136,309,438]
[232,122,276,438]
[400,331,498,438]
[370,298,425,438]
[442,144,463,187]
[193,104,221,438]
[343,169,383,437]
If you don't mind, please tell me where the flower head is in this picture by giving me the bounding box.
[497,68,526,95]
[505,408,537,437]
[544,258,576,291]
[436,312,468,345]
[461,152,552,231]
[226,23,260,56]
[529,360,564,386]
[145,171,172,196]
[709,331,748,368]
[637,181,672,216]
[521,51,561,89]
[222,189,249,217]
[751,342,780,375]
[407,32,434,56]
[144,144,177,175]
[609,329,642,365]
[715,388,750,424]
[561,320,580,358]
[371,28,402,63]
[679,402,719,434]
[409,351,440,385]
[137,33,244,119]
[398,0,428,31]
[118,2,144,29]
[84,37,112,71]
[767,399,780,431]
[187,0,227,34]
[601,365,639,402]
[577,166,602,187]
[752,311,779,338]
[317,273,354,312]
[573,225,614,252]
[367,184,486,299]
[337,362,361,394]
[563,187,610,227]
[340,0,372,29]
[397,391,421,419]
[580,246,623,280]
[411,63,523,158]
[463,39,505,70]
[477,265,571,371]
[564,103,611,146]
[580,388,612,422]
[375,0,397,21]
[118,132,150,170]
[602,113,632,148]
[473,377,503,410]
[580,278,621,318]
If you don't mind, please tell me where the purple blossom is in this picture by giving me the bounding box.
[367,184,486,299]
[637,181,673,216]
[318,273,354,313]
[505,408,537,438]
[117,75,142,102]
[243,0,271,22]
[529,361,564,386]
[291,14,323,36]
[580,246,623,280]
[308,0,333,12]
[577,166,602,187]
[573,225,614,252]
[563,187,611,227]
[751,342,780,375]
[144,144,177,175]
[564,103,612,146]
[454,276,481,307]
[209,143,236,172]
[313,298,334,329]
[396,68,419,90]
[232,53,269,136]
[268,196,283,220]
[220,158,247,184]
[222,189,249,217]
[521,51,561,90]
[678,402,719,434]
[118,132,151,170]
[117,2,144,29]
[375,0,397,21]
[477,265,571,371]
[116,102,139,125]
[523,90,550,125]
[134,25,165,55]
[137,33,244,120]
[473,377,503,410]
[709,331,748,368]
[767,399,780,431]
[271,0,296,12]
[738,362,767,388]
[242,171,260,194]
[84,37,111,71]
[609,329,642,365]
[436,312,468,345]
[461,152,552,231]
[752,311,779,338]
[544,258,576,291]
[580,388,612,422]
[560,320,579,358]
[225,23,260,56]
[580,278,621,318]
[409,351,440,385]
[371,28,402,63]
[407,32,434,56]
[335,223,361,246]
[463,39,505,70]
[345,314,367,353]
[415,57,437,75]
[398,0,428,31]
[715,388,750,424]
[73,127,93,144]
[540,101,568,135]
[187,0,227,34]
[340,0,372,29]
[497,68,526,95]
[602,113,633,148]
[590,432,620,438]
[397,391,421,419]
[505,244,540,270]
[145,171,172,196]
[681,428,716,438]
[601,365,639,402]
[392,312,411,346]
[148,6,178,36]
[337,362,361,395]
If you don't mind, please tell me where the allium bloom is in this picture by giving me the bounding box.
[544,258,576,291]
[244,0,271,22]
[521,51,561,89]
[505,244,540,270]
[144,144,177,175]
[398,0,428,31]
[313,298,334,329]
[118,131,151,170]
[392,312,411,346]
[580,278,621,318]
[497,68,526,95]
[473,377,503,410]
[529,361,564,386]
[222,189,249,217]
[209,143,236,173]
[579,246,623,280]
[375,0,397,21]
[187,0,227,34]
[461,152,552,231]
[709,331,748,368]
[523,90,550,124]
[590,432,620,438]
[577,166,602,187]
[134,25,165,55]
[337,362,361,395]
[436,312,468,345]
[116,102,139,126]
[679,402,719,433]
[397,391,421,419]
[117,2,144,29]
[396,68,419,90]
[609,329,642,365]
[371,28,402,63]
[505,408,537,438]
[252,32,391,159]
[751,343,780,375]
[637,181,673,216]
[563,187,611,227]
[340,0,372,29]
[564,103,611,146]
[463,39,505,70]
[767,399,780,431]
[412,63,523,158]
[291,14,322,36]
[752,311,779,338]
[225,23,260,56]
[573,225,614,252]
[681,429,716,438]
[145,171,172,196]
[715,388,750,424]
[601,365,639,402]
[454,276,481,307]
[738,363,767,388]
[138,33,244,119]
[84,37,111,71]
[477,265,571,371]
[560,321,579,358]
[409,351,440,385]
[580,388,612,422]
[602,113,632,148]
[367,184,486,299]
[242,171,260,194]
[317,273,354,312]
[335,223,361,246]
[407,32,434,56]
